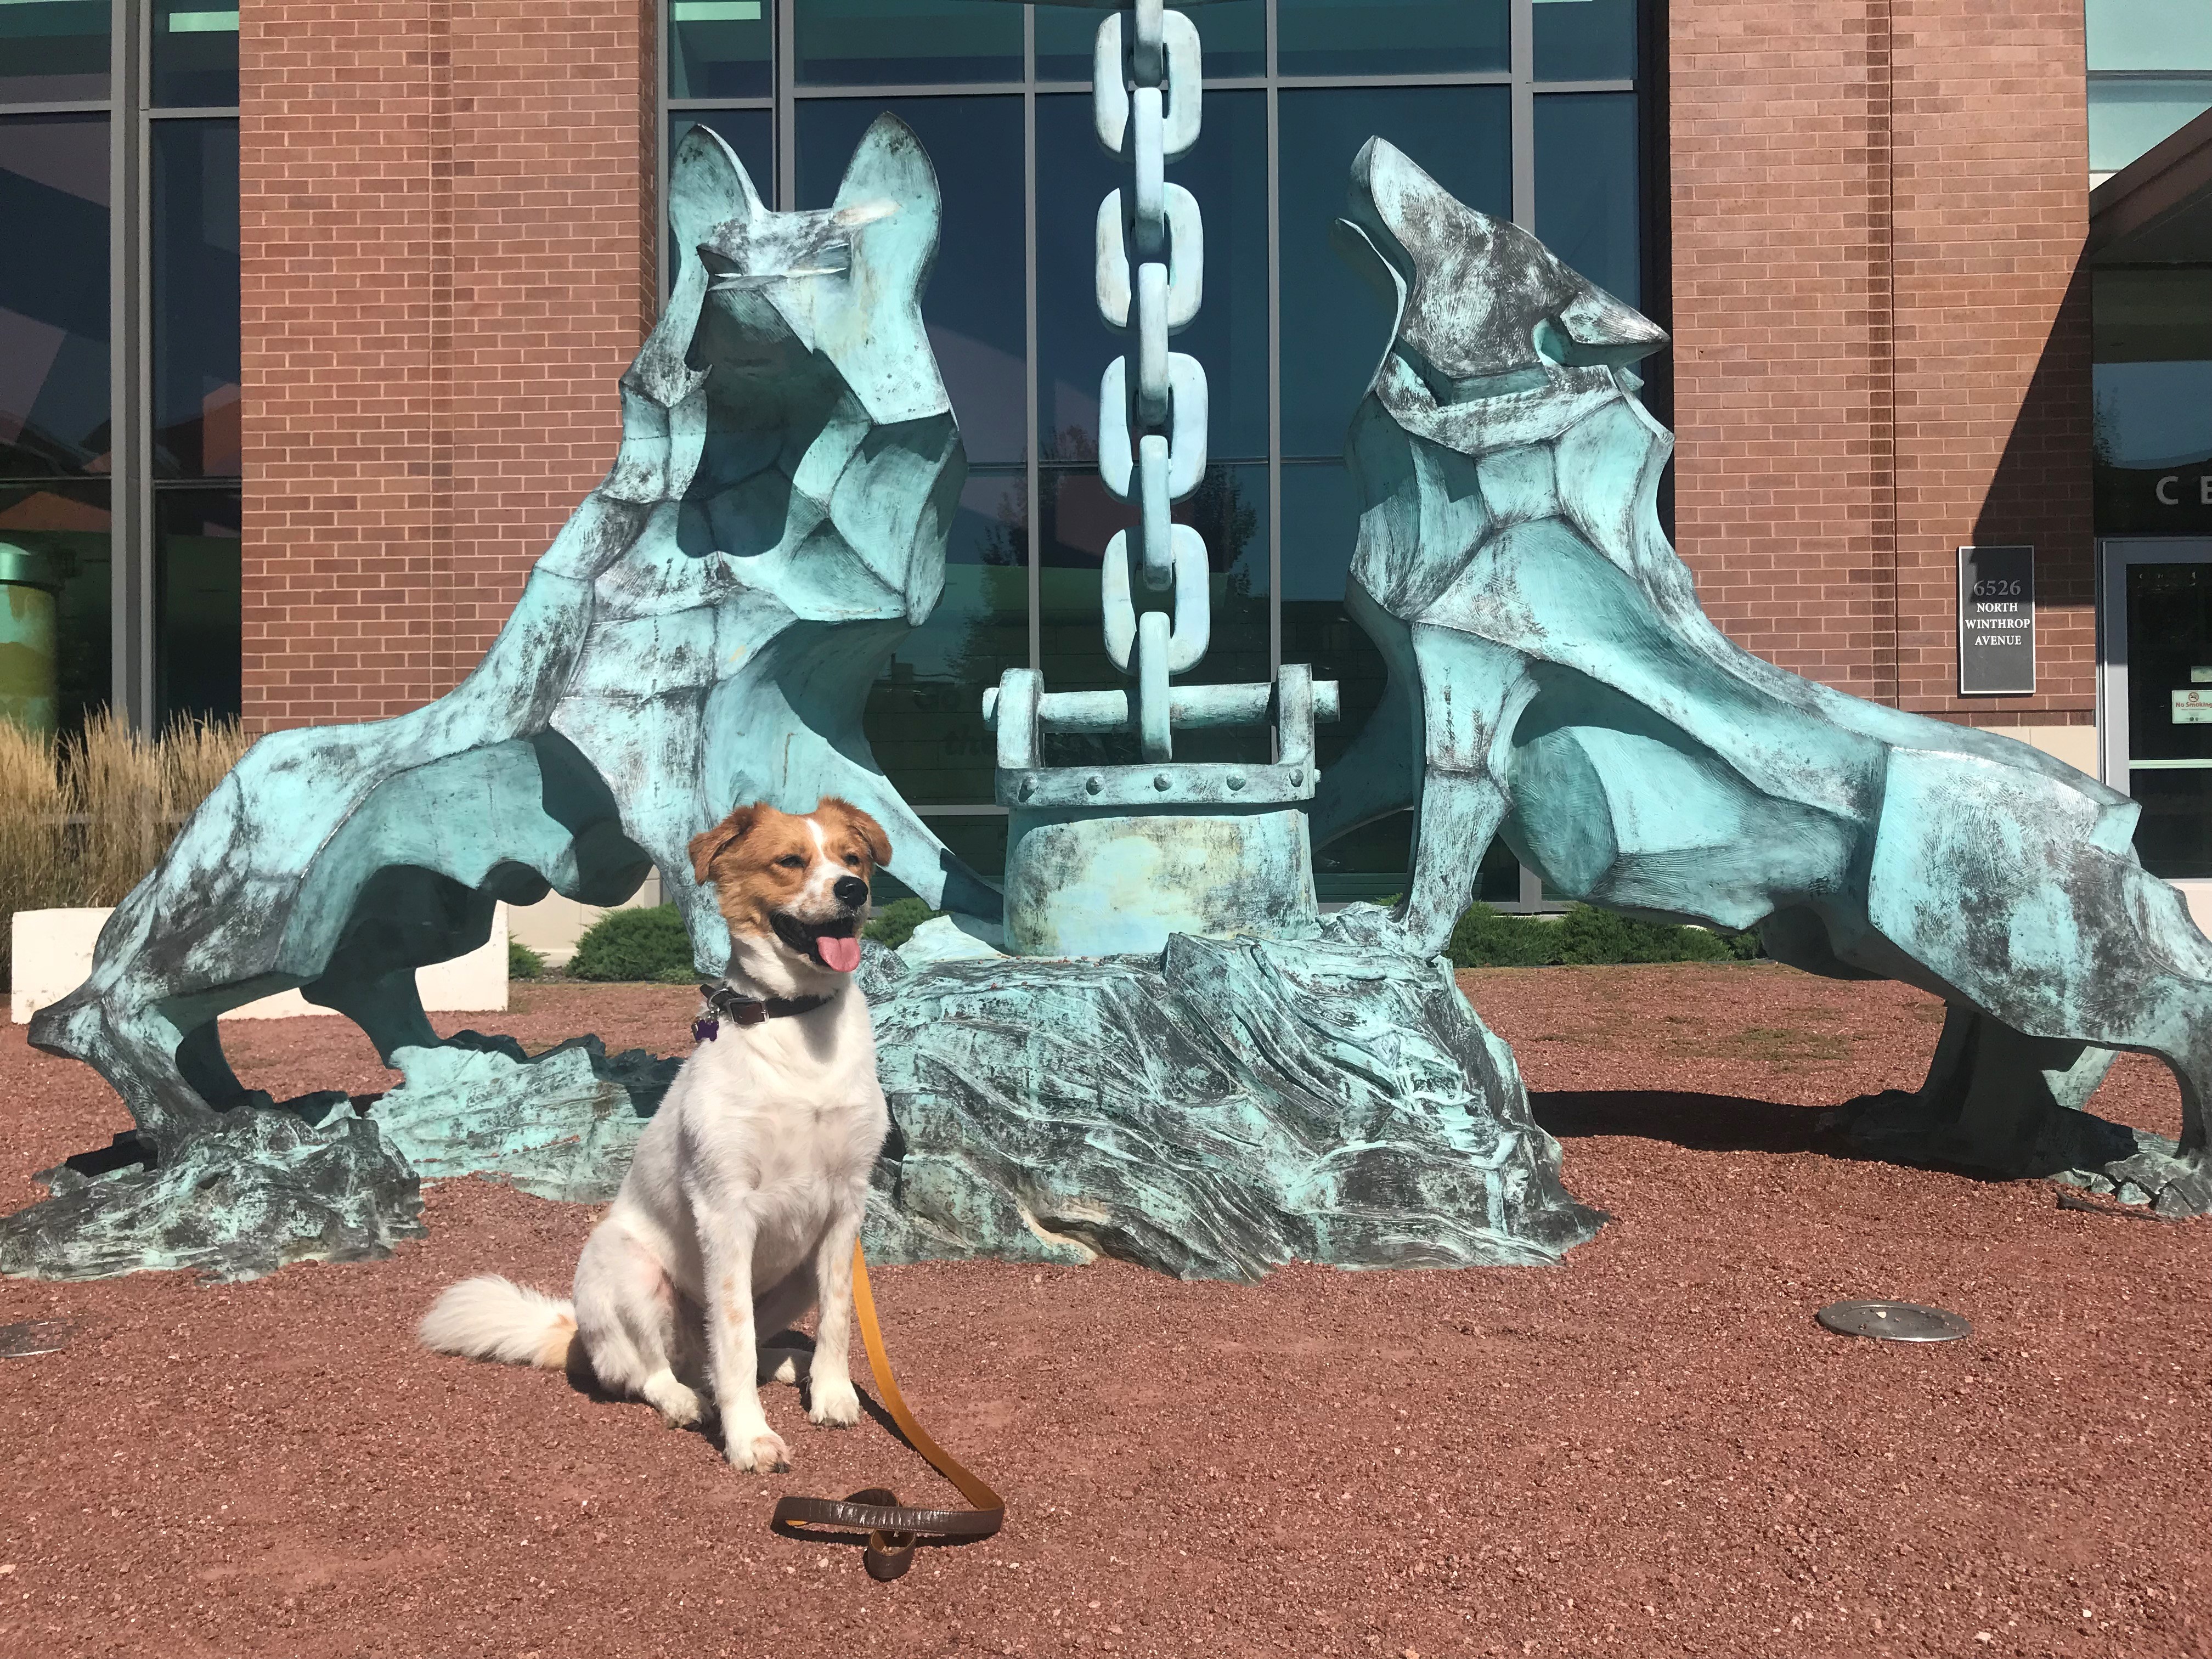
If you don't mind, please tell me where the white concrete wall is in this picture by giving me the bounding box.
[10,905,509,1024]
[505,871,664,967]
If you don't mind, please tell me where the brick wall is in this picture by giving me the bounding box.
[1669,0,2095,725]
[239,0,655,730]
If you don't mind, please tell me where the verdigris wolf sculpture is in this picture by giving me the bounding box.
[4,119,1004,1278]
[1314,138,2212,1215]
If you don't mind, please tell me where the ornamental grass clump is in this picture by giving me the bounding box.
[0,711,253,989]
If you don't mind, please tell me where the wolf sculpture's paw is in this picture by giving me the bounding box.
[808,1374,862,1427]
[728,1426,792,1472]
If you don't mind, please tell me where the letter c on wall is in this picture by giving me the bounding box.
[2158,475,2181,505]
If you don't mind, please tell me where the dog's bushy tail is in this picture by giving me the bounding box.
[417,1276,577,1370]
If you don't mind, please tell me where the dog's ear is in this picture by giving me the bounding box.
[689,805,759,887]
[817,797,891,867]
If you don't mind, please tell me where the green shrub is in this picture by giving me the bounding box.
[1444,901,1759,968]
[569,904,694,982]
[1555,904,1733,964]
[864,896,941,951]
[507,940,545,980]
[1447,904,1562,968]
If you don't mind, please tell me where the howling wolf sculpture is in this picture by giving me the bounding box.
[1314,138,2212,1215]
[27,117,994,1165]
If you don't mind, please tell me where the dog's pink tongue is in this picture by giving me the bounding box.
[817,933,862,973]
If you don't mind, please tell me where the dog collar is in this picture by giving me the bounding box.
[692,983,831,1042]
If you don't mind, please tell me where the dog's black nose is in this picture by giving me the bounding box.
[833,876,868,907]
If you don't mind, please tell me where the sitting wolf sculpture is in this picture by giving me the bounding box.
[31,118,997,1153]
[1314,138,2212,1215]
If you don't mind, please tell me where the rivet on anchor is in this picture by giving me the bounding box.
[1153,773,1171,790]
[1226,772,1245,791]
[1085,775,1104,795]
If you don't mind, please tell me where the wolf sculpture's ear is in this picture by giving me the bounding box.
[832,112,941,285]
[689,804,759,887]
[669,123,768,259]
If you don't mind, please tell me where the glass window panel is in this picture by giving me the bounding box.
[0,115,110,482]
[2125,560,2212,878]
[0,478,109,736]
[797,95,1026,465]
[2089,77,2212,174]
[794,0,1020,86]
[1277,0,1509,78]
[150,119,240,481]
[1277,459,1392,763]
[2094,270,2212,534]
[1277,86,1510,460]
[151,0,239,108]
[155,484,240,725]
[1034,0,1264,82]
[670,0,772,99]
[864,469,1028,805]
[1311,810,1408,902]
[1532,0,1636,83]
[668,110,774,296]
[1039,460,1269,766]
[873,812,1009,900]
[2087,0,2212,71]
[0,0,108,104]
[1037,88,1267,466]
[1534,91,1639,306]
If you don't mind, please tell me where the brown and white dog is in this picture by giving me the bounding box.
[417,797,892,1472]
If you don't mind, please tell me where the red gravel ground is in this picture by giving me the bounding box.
[1,965,2207,1659]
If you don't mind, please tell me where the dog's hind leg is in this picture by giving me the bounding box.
[573,1222,706,1428]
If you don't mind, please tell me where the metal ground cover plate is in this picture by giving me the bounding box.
[1815,1300,1971,1342]
[0,1319,76,1359]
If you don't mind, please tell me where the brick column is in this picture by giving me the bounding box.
[239,0,656,731]
[1668,0,2094,726]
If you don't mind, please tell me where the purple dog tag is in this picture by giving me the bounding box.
[692,1015,719,1043]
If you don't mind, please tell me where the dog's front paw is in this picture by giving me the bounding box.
[808,1375,861,1427]
[726,1427,791,1472]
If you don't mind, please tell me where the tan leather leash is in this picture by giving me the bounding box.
[771,1242,1005,1581]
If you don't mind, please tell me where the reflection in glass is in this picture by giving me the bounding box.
[151,119,241,481]
[1311,810,1408,902]
[1,115,110,481]
[2089,78,2212,176]
[2126,561,2212,878]
[2087,0,2212,70]
[874,812,1009,901]
[151,0,240,108]
[1534,92,1638,306]
[794,0,1020,86]
[1036,89,1267,466]
[0,479,110,735]
[1278,461,1387,771]
[798,97,1026,464]
[1039,460,1269,767]
[864,469,1028,805]
[2092,269,2212,534]
[1277,0,1508,77]
[1034,0,1264,82]
[156,485,240,724]
[1533,0,1637,83]
[668,110,775,296]
[0,0,108,104]
[670,0,772,99]
[1277,87,1510,459]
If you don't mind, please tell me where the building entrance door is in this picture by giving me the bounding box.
[2101,539,2212,877]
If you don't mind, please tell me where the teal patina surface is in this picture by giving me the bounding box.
[10,3,2207,1284]
[7,118,1005,1274]
[1310,139,2211,1214]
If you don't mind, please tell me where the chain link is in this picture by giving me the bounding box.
[1094,3,1207,760]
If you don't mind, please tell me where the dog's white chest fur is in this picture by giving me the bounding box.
[613,989,888,1301]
